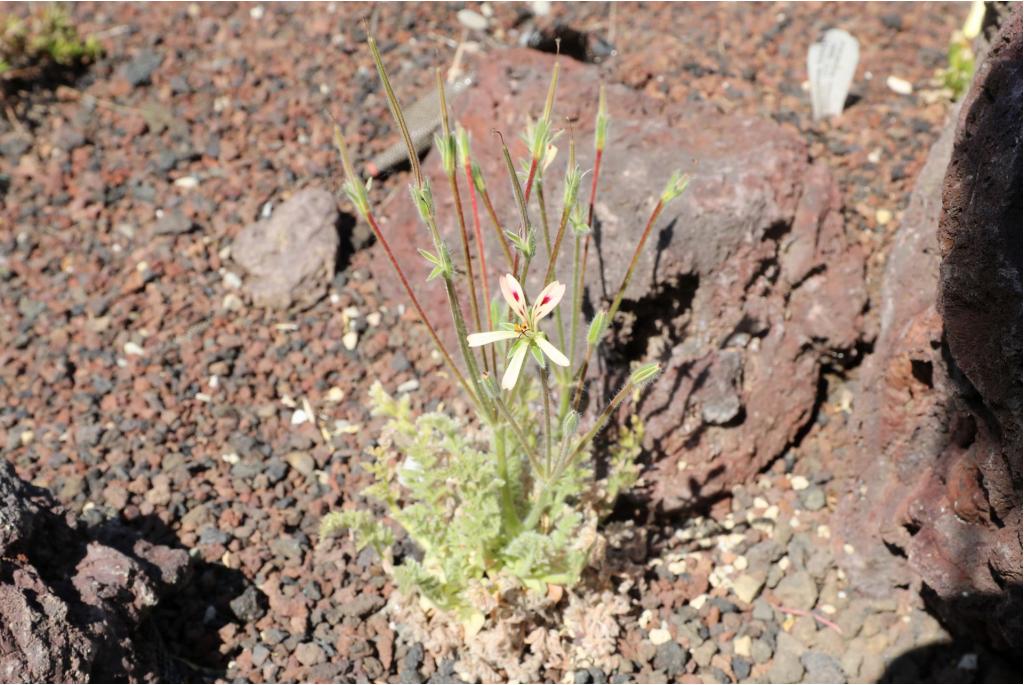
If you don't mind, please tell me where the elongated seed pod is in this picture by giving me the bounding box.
[367,75,474,177]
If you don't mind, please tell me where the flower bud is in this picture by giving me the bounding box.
[629,362,661,386]
[660,171,691,204]
[456,125,471,168]
[435,132,457,176]
[561,410,579,437]
[586,310,607,346]
[594,84,608,152]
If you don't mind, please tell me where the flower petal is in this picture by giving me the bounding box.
[499,273,528,320]
[467,330,518,347]
[535,335,570,367]
[502,342,530,389]
[531,280,566,322]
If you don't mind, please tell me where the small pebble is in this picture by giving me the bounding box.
[456,8,488,31]
[886,75,914,94]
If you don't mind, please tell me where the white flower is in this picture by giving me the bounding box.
[467,273,570,389]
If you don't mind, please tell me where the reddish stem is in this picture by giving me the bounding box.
[365,211,476,403]
[769,603,844,635]
[607,198,664,321]
[465,160,496,371]
[523,156,539,204]
[578,147,603,320]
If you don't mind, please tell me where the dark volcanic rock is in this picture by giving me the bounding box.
[837,5,1022,655]
[373,48,868,507]
[0,460,191,681]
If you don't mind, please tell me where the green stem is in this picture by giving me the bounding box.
[492,388,542,477]
[494,425,519,535]
[537,174,552,258]
[539,365,553,477]
[498,133,534,285]
[465,159,497,374]
[561,232,584,418]
[437,72,483,345]
[479,182,515,271]
[563,379,634,473]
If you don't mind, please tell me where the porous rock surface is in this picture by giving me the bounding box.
[0,460,191,682]
[837,5,1022,654]
[373,48,868,508]
[233,186,340,310]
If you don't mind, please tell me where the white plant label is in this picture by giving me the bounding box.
[808,29,860,120]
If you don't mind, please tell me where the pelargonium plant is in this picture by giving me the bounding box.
[321,36,689,632]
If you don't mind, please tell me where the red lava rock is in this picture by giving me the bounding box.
[374,47,868,508]
[837,5,1022,655]
[0,461,190,681]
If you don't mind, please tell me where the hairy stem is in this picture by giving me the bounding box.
[479,181,515,271]
[365,214,478,406]
[539,365,553,477]
[561,232,584,417]
[498,133,534,285]
[607,198,665,322]
[369,37,492,421]
[368,36,422,188]
[437,72,483,345]
[564,379,633,471]
[464,159,496,373]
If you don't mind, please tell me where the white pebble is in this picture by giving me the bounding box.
[397,379,420,394]
[291,409,309,425]
[173,176,199,189]
[648,627,672,646]
[223,271,242,289]
[366,311,382,327]
[886,75,914,95]
[342,331,358,350]
[325,386,345,403]
[457,8,488,31]
[123,341,144,356]
[222,293,243,311]
[790,475,810,490]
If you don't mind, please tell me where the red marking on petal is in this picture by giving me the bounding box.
[541,296,551,305]
[513,292,520,301]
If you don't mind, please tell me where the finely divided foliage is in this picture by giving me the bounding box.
[322,37,689,626]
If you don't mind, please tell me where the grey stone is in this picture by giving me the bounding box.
[773,570,818,611]
[153,209,195,235]
[801,651,846,683]
[229,585,267,622]
[799,485,826,511]
[751,638,773,664]
[653,641,689,679]
[339,593,385,618]
[732,656,752,680]
[122,49,164,87]
[233,187,340,310]
[691,639,717,668]
[768,636,805,684]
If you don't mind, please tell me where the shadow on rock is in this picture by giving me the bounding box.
[880,587,1023,683]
